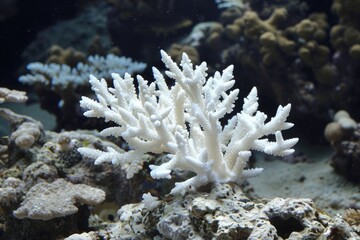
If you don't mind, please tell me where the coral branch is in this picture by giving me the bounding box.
[78,50,298,194]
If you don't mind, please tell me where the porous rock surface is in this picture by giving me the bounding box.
[107,183,359,240]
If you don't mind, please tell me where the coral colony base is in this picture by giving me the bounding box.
[78,50,299,195]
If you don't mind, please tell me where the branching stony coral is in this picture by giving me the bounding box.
[78,50,298,195]
[19,54,146,89]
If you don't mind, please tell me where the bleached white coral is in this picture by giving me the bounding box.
[141,193,160,211]
[215,0,244,9]
[0,87,27,103]
[19,54,146,89]
[78,50,298,195]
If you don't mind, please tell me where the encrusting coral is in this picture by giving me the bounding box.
[78,50,298,195]
[13,178,105,220]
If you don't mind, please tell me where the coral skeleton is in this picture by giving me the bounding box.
[19,54,146,89]
[215,0,244,9]
[0,87,27,103]
[78,50,298,195]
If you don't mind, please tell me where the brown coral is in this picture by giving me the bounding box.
[168,44,199,65]
[46,45,87,67]
[298,40,330,67]
[331,0,360,60]
[287,13,328,42]
[226,8,296,67]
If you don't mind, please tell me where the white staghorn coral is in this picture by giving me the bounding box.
[78,50,298,195]
[214,0,244,9]
[19,54,146,89]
